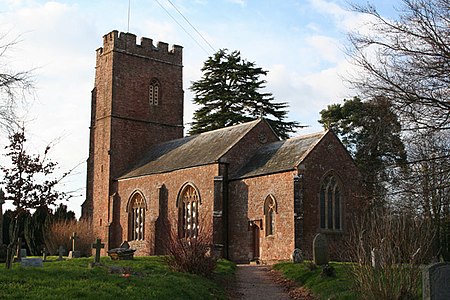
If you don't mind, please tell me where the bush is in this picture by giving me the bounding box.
[349,211,434,299]
[44,219,93,256]
[162,218,218,277]
[321,264,336,277]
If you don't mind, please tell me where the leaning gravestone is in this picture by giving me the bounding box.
[21,258,43,267]
[313,233,329,265]
[291,248,303,264]
[423,262,450,300]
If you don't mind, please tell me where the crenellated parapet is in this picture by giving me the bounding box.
[96,30,182,65]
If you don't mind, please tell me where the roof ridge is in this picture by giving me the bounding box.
[215,119,264,160]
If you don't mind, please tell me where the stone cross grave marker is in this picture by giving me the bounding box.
[56,245,65,261]
[92,238,104,264]
[291,248,303,264]
[313,233,329,265]
[69,232,80,258]
[423,262,450,300]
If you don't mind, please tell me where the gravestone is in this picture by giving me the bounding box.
[21,258,43,267]
[42,246,51,262]
[0,188,5,246]
[371,247,380,269]
[68,232,80,258]
[313,233,329,265]
[92,238,104,264]
[423,262,450,300]
[107,241,135,260]
[56,245,65,261]
[291,248,303,264]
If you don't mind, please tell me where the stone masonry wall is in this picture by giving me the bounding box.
[298,131,364,260]
[115,164,218,255]
[228,172,295,263]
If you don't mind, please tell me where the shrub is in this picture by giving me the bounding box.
[44,219,94,256]
[162,218,218,277]
[321,264,336,277]
[349,211,434,299]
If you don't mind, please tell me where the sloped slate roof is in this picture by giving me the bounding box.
[232,131,326,179]
[119,119,262,179]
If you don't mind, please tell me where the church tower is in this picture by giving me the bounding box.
[81,31,184,248]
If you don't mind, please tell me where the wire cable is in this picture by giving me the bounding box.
[166,0,216,53]
[154,0,211,55]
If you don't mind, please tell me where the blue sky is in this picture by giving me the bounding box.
[0,0,403,216]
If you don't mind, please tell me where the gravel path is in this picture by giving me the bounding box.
[234,264,291,300]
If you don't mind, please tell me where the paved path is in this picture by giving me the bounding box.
[234,264,290,300]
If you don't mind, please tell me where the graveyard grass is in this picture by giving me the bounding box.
[274,261,358,300]
[0,256,235,299]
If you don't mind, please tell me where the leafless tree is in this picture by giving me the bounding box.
[395,131,450,260]
[347,0,450,131]
[0,32,33,130]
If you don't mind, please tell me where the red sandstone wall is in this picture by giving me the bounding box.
[115,164,219,255]
[299,131,363,260]
[86,31,184,249]
[229,172,295,263]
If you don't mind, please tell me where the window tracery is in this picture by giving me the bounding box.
[128,192,146,240]
[149,79,160,106]
[178,184,200,239]
[319,174,342,230]
[264,195,277,237]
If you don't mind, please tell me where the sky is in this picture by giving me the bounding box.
[0,0,403,216]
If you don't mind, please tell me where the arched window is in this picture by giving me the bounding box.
[264,195,277,237]
[128,192,146,240]
[319,174,342,230]
[178,184,200,239]
[149,79,160,106]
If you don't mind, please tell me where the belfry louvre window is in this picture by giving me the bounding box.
[179,185,200,239]
[129,193,145,240]
[264,195,277,237]
[319,174,342,230]
[149,79,160,106]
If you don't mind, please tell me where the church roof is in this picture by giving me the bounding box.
[232,131,326,179]
[118,119,262,179]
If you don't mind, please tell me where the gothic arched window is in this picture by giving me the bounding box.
[149,79,160,106]
[178,184,201,239]
[319,174,342,230]
[264,195,277,237]
[128,192,146,241]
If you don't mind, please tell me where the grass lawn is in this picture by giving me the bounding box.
[273,261,359,300]
[0,256,235,299]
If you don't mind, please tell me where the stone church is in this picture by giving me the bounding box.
[81,30,363,263]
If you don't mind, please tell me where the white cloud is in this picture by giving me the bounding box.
[227,0,246,7]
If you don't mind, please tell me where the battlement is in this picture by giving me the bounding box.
[96,30,182,65]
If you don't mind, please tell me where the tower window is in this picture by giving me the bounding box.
[149,79,160,106]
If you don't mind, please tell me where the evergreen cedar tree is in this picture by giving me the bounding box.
[189,49,302,139]
[319,96,407,205]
